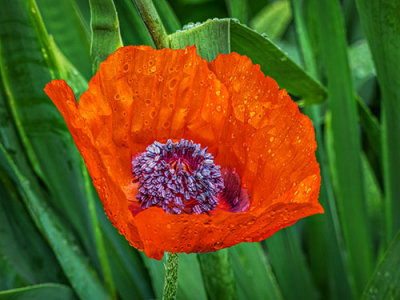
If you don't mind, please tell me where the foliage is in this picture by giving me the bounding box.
[0,0,399,299]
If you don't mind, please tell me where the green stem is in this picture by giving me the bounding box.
[197,250,237,300]
[162,253,179,300]
[132,0,169,49]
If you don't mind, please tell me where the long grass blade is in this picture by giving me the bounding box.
[36,0,92,79]
[0,170,64,285]
[315,0,374,296]
[230,243,283,300]
[355,0,400,245]
[265,227,317,300]
[0,283,76,300]
[291,0,353,297]
[0,143,109,300]
[363,230,400,299]
[225,0,249,24]
[0,0,105,272]
[250,0,292,40]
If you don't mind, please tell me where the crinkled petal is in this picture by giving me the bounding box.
[45,47,323,260]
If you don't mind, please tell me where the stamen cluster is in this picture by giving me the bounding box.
[132,139,224,214]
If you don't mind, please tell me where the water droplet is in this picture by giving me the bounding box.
[169,78,177,89]
[215,90,221,96]
[150,65,157,73]
[216,105,222,112]
[214,241,223,250]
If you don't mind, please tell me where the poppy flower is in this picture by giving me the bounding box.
[44,45,323,260]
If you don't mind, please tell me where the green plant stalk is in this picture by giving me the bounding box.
[162,253,179,300]
[316,0,374,296]
[133,0,169,49]
[197,250,237,300]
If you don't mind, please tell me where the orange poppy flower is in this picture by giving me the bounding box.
[44,45,323,260]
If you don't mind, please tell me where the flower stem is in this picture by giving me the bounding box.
[162,253,179,300]
[132,0,169,49]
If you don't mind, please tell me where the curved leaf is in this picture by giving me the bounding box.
[89,0,123,73]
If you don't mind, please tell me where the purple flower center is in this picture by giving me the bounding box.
[132,139,224,214]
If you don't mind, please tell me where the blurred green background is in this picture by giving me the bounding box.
[0,0,399,299]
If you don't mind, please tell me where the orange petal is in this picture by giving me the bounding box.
[46,46,233,258]
[45,46,322,260]
[134,52,322,259]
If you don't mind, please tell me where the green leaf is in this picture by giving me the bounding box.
[225,0,249,24]
[362,230,400,299]
[198,250,237,300]
[265,227,317,300]
[316,0,374,296]
[361,154,384,246]
[356,96,381,162]
[0,283,76,300]
[97,202,154,300]
[0,0,105,276]
[36,0,92,79]
[0,143,109,300]
[291,2,353,297]
[250,0,292,40]
[229,243,283,300]
[89,0,123,73]
[0,171,64,285]
[169,19,230,61]
[169,18,326,104]
[47,37,117,299]
[0,256,27,290]
[355,0,400,244]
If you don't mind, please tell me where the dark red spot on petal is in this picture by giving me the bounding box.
[220,168,250,212]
